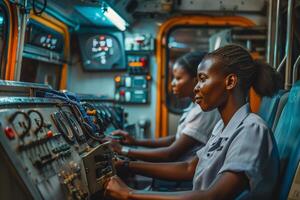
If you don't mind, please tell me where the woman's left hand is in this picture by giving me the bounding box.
[105,176,133,200]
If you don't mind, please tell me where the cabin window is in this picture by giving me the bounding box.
[166,27,226,113]
[0,6,8,79]
[20,59,62,89]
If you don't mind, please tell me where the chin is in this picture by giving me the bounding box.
[197,103,210,112]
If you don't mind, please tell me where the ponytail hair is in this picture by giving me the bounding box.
[175,51,206,78]
[252,60,282,97]
[206,44,282,97]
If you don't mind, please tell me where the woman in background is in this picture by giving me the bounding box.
[110,52,220,163]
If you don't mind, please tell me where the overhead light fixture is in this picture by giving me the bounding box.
[103,6,128,31]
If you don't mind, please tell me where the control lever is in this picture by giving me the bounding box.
[138,119,150,139]
[104,133,124,141]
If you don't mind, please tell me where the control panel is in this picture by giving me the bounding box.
[114,75,150,104]
[127,55,149,75]
[25,20,64,52]
[0,97,115,200]
[23,19,65,64]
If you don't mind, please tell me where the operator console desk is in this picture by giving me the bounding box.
[0,81,118,200]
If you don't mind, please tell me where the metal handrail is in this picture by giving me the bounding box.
[267,0,275,65]
[277,55,287,72]
[273,0,281,68]
[292,55,300,83]
[285,0,295,89]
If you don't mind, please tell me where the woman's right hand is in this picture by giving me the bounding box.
[111,130,136,145]
[105,176,133,200]
[109,141,123,155]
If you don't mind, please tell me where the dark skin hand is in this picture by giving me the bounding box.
[110,134,201,162]
[106,171,248,200]
[111,129,175,148]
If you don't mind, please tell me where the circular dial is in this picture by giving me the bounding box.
[85,35,121,69]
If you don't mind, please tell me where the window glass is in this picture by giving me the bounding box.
[0,7,8,78]
[166,27,227,113]
[166,26,267,113]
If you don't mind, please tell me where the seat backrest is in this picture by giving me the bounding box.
[274,81,300,200]
[278,137,300,200]
[272,92,289,132]
[258,90,287,130]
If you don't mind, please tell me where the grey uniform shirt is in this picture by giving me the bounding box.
[193,104,279,200]
[175,103,220,160]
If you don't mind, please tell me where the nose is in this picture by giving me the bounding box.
[194,82,200,94]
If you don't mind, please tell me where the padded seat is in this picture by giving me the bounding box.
[278,137,300,200]
[273,81,300,200]
[272,92,289,132]
[258,90,287,131]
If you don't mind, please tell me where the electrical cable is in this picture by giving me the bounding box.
[32,0,47,15]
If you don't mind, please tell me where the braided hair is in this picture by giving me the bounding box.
[205,44,282,97]
[175,51,206,78]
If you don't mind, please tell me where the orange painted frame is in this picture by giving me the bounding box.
[4,0,18,80]
[155,16,257,138]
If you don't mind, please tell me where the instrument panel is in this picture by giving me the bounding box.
[88,35,119,65]
[25,20,64,52]
[77,29,126,71]
[0,97,116,200]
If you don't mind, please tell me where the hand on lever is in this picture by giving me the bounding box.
[105,176,133,200]
[111,130,136,145]
[109,140,123,155]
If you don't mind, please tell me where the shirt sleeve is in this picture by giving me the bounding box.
[182,108,220,144]
[218,122,274,190]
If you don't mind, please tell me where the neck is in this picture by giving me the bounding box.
[218,92,246,127]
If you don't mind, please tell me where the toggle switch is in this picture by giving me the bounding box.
[4,127,16,140]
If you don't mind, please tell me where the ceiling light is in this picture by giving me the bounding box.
[103,6,127,31]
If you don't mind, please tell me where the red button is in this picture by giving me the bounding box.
[119,90,125,96]
[46,130,53,138]
[4,127,15,140]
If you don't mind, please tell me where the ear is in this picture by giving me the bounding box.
[225,73,237,90]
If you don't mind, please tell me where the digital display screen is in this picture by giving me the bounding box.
[25,20,64,52]
[77,29,126,71]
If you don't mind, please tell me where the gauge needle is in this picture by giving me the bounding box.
[92,52,105,59]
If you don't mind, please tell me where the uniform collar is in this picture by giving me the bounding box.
[183,102,198,112]
[212,103,250,137]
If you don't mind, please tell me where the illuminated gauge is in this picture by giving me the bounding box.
[63,111,86,142]
[51,111,75,143]
[85,35,121,69]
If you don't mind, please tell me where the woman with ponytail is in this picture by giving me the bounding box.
[105,44,281,200]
